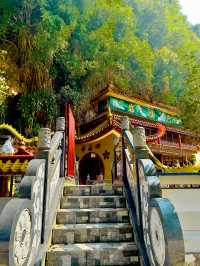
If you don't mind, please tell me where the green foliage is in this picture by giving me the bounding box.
[0,102,7,124]
[180,54,200,132]
[57,85,86,111]
[0,71,9,104]
[18,90,57,135]
[180,87,200,133]
[0,50,9,104]
[0,50,9,123]
[0,0,200,132]
[0,0,75,92]
[51,0,154,98]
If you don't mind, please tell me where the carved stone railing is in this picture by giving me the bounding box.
[0,117,66,266]
[122,117,185,266]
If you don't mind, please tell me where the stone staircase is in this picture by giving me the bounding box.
[46,185,140,266]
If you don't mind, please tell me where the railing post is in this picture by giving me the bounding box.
[132,127,146,148]
[56,117,65,132]
[56,117,66,178]
[121,116,129,131]
[121,119,151,266]
[38,128,51,151]
[132,126,149,160]
[37,127,51,243]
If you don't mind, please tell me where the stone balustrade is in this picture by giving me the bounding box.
[121,116,200,266]
[0,117,66,265]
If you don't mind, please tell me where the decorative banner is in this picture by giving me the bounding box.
[109,96,182,126]
[67,104,75,177]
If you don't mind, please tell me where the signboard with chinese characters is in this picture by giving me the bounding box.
[109,97,182,126]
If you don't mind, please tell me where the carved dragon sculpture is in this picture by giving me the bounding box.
[146,144,200,173]
[0,124,38,144]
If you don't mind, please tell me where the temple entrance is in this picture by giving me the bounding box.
[79,153,104,185]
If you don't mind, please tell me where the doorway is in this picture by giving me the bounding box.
[79,153,104,184]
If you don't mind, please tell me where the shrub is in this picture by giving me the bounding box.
[18,90,57,136]
[0,101,7,124]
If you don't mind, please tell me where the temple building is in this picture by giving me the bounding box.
[76,84,198,184]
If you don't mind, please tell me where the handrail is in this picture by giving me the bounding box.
[49,131,63,161]
[122,144,150,266]
[122,130,151,266]
[121,117,185,265]
[0,116,67,266]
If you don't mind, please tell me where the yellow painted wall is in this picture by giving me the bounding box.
[76,133,118,183]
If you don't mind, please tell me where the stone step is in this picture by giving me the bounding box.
[63,185,123,197]
[57,208,129,224]
[46,243,139,266]
[61,195,126,209]
[52,223,133,244]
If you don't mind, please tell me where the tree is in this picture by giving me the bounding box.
[0,50,9,123]
[0,51,9,103]
[1,0,200,133]
[0,0,76,92]
[180,54,200,133]
[52,0,154,100]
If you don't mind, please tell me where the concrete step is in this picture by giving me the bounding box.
[52,223,133,244]
[46,242,139,266]
[61,195,126,209]
[56,208,129,224]
[63,185,123,197]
